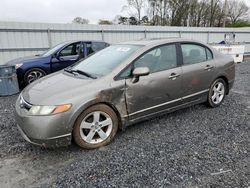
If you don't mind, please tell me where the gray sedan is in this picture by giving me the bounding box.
[15,38,235,149]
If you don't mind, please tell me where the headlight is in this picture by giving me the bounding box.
[28,104,71,116]
[15,63,23,69]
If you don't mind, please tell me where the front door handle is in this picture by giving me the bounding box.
[204,65,214,71]
[168,73,180,80]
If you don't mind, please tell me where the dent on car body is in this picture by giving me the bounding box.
[95,79,128,128]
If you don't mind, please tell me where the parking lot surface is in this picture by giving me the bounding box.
[0,62,249,188]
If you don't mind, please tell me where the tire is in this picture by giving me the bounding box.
[207,78,227,108]
[73,104,119,149]
[24,68,47,86]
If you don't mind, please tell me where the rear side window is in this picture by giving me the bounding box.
[87,42,108,55]
[92,42,108,52]
[181,44,211,65]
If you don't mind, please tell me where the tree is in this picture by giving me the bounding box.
[127,0,146,24]
[98,20,113,25]
[227,0,249,25]
[141,16,150,25]
[118,16,129,25]
[120,0,250,27]
[228,20,250,27]
[168,0,191,26]
[129,16,138,25]
[72,17,89,24]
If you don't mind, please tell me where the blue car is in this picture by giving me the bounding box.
[6,40,109,87]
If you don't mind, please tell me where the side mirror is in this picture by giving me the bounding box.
[132,67,150,83]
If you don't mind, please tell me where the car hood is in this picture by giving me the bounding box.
[6,55,49,65]
[22,72,103,105]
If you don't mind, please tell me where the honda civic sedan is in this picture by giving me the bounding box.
[15,38,235,149]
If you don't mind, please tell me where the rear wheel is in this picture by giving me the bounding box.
[24,68,46,85]
[207,78,226,108]
[73,104,118,149]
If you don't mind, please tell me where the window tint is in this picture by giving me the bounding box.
[181,44,207,65]
[134,44,177,73]
[60,43,80,57]
[41,42,67,57]
[92,42,108,52]
[206,48,213,60]
[86,43,94,55]
[87,42,108,55]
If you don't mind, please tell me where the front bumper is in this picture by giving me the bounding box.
[15,97,72,147]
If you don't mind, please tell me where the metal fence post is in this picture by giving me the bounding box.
[144,30,147,39]
[179,31,182,38]
[207,31,210,44]
[101,29,105,41]
[47,28,52,48]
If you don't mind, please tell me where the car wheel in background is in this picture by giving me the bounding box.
[207,78,226,108]
[24,68,47,85]
[73,104,119,149]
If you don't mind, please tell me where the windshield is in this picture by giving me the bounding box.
[41,42,67,57]
[72,44,142,76]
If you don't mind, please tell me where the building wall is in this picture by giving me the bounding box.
[0,21,250,65]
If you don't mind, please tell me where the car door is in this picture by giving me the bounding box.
[51,42,83,72]
[124,43,183,120]
[180,43,216,103]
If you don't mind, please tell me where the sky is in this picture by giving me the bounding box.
[0,0,128,24]
[0,0,249,24]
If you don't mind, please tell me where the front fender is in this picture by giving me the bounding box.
[68,80,128,131]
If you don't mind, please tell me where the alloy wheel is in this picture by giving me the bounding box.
[79,111,113,144]
[211,82,225,105]
[27,70,45,83]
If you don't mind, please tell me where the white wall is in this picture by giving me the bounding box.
[0,21,250,65]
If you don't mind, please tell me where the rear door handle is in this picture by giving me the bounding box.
[204,65,214,71]
[169,73,180,80]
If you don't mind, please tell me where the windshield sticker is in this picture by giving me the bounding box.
[116,47,131,52]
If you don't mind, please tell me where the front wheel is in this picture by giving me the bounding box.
[207,78,226,108]
[73,104,118,149]
[24,68,47,85]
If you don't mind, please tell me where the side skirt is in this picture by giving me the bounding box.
[124,93,208,128]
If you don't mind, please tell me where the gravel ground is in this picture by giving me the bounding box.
[0,63,249,188]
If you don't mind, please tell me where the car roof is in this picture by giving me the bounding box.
[118,38,205,46]
[61,40,108,44]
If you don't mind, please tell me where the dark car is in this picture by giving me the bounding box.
[6,40,109,87]
[15,38,235,149]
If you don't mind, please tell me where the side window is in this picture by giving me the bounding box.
[92,42,108,52]
[119,44,177,78]
[119,66,133,78]
[181,44,207,65]
[86,42,94,55]
[134,44,177,73]
[86,42,108,55]
[60,43,80,57]
[206,48,213,60]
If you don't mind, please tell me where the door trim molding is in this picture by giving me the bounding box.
[182,89,209,100]
[127,89,209,117]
